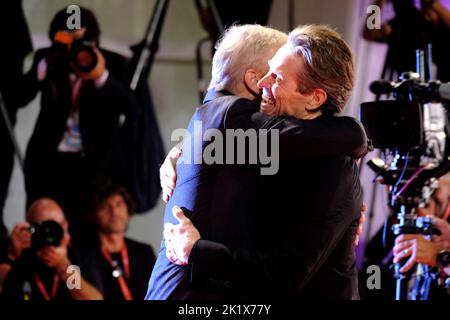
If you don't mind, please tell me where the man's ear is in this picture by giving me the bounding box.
[244,69,261,95]
[305,88,327,112]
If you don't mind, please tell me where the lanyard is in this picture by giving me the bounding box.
[33,273,60,300]
[101,243,133,300]
[444,202,450,221]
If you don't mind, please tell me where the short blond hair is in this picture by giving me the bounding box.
[287,25,355,114]
[209,24,287,93]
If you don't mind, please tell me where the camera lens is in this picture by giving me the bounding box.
[70,40,98,73]
[30,220,64,250]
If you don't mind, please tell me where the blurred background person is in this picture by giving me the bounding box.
[362,0,450,81]
[76,178,156,300]
[2,7,139,245]
[0,198,102,300]
[0,0,32,248]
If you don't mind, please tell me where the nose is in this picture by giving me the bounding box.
[111,206,122,217]
[257,72,272,89]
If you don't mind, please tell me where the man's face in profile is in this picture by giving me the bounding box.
[257,44,314,119]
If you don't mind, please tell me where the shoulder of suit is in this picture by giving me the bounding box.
[224,96,258,115]
[100,48,127,63]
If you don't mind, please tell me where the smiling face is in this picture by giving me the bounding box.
[257,44,323,120]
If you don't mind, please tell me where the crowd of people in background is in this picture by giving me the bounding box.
[0,5,156,300]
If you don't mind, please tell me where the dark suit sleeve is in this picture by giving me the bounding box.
[224,101,369,160]
[253,113,369,159]
[189,198,358,294]
[188,157,361,294]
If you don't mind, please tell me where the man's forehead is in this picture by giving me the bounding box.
[268,46,296,69]
[27,205,65,224]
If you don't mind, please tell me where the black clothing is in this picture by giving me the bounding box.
[1,249,76,300]
[147,89,367,299]
[0,0,32,241]
[76,238,156,300]
[430,22,450,82]
[191,154,362,299]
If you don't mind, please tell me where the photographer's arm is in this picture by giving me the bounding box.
[37,244,103,300]
[393,218,450,272]
[55,263,104,300]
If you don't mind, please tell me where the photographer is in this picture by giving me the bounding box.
[0,198,102,300]
[3,7,139,244]
[393,217,450,276]
[363,0,450,81]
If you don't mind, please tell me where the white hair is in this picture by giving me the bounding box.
[209,24,287,93]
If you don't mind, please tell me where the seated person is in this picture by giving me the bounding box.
[0,198,102,300]
[76,178,156,300]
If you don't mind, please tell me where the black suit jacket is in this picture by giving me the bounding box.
[193,155,362,300]
[146,89,367,299]
[190,118,364,299]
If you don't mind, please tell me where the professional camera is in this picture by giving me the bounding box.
[360,48,450,300]
[48,31,98,74]
[69,40,98,73]
[29,220,64,251]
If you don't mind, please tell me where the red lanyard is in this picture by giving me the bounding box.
[33,273,60,300]
[101,243,133,300]
[444,202,450,221]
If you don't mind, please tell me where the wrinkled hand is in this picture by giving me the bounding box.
[36,233,71,274]
[8,222,31,260]
[354,204,367,246]
[393,234,443,273]
[164,206,200,265]
[160,147,182,203]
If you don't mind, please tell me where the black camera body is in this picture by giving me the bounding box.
[29,220,64,250]
[49,38,98,74]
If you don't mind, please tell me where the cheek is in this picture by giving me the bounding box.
[272,86,288,106]
[97,211,109,224]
